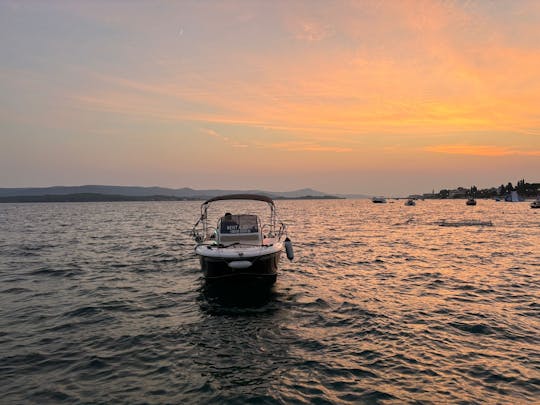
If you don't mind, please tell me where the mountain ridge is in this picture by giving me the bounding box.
[0,185,361,199]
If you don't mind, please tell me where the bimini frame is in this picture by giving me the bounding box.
[192,194,282,244]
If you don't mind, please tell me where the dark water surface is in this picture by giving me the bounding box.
[0,200,538,404]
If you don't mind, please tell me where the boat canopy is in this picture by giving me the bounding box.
[202,194,275,206]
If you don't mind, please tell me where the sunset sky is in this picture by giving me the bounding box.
[1,1,539,195]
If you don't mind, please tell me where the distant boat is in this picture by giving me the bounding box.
[372,196,387,203]
[438,219,492,227]
[531,198,540,209]
[404,199,416,206]
[466,197,477,206]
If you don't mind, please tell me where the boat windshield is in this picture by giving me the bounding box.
[219,214,259,234]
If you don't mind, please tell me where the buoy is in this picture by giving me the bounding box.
[284,237,294,261]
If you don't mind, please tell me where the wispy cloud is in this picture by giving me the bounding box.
[266,141,352,153]
[424,144,540,157]
[200,128,229,142]
[71,0,540,143]
[198,128,250,149]
[294,21,334,41]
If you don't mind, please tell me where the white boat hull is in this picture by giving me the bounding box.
[195,242,283,284]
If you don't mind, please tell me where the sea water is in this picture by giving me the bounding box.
[0,200,538,403]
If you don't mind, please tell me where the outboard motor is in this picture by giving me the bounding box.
[284,237,294,261]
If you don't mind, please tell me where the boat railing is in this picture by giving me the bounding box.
[194,221,286,242]
[191,227,203,244]
[261,223,275,238]
[206,226,218,241]
[277,222,287,239]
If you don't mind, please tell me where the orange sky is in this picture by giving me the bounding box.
[1,1,539,195]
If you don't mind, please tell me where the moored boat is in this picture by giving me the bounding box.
[192,194,293,285]
[438,219,493,227]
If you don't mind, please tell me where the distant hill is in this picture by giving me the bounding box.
[0,193,186,203]
[0,185,342,202]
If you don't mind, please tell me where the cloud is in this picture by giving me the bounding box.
[66,2,540,156]
[198,128,249,149]
[200,128,229,142]
[295,21,334,41]
[267,141,352,153]
[424,144,540,157]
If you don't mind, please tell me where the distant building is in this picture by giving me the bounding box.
[449,187,468,198]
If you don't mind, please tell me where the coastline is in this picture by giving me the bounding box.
[0,193,344,203]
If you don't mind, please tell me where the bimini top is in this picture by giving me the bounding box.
[202,194,274,205]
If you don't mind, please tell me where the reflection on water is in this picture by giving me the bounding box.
[0,200,538,403]
[199,282,278,314]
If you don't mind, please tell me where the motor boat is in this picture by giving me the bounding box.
[191,194,293,284]
[466,197,476,206]
[372,196,387,203]
[531,198,540,209]
[404,199,416,206]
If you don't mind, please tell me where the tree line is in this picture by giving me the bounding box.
[434,179,539,199]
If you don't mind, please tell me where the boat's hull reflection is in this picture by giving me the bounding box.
[200,280,277,312]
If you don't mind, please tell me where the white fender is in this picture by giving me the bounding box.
[284,237,294,261]
[228,260,253,269]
